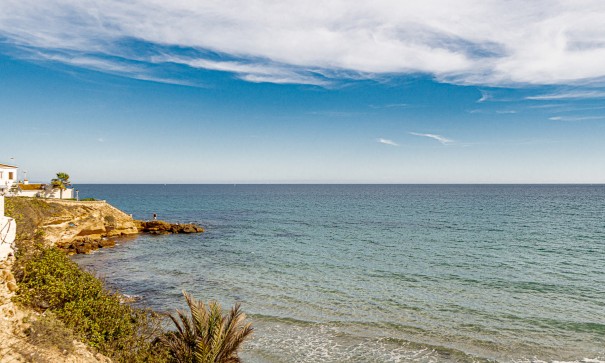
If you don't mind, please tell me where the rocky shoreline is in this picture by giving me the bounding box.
[60,220,204,254]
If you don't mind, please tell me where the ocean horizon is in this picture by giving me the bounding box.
[72,184,605,363]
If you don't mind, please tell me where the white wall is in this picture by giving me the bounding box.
[0,167,18,191]
[45,188,74,199]
[15,186,74,199]
[0,196,16,261]
[0,217,16,261]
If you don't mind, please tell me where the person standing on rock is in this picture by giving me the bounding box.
[153,213,157,220]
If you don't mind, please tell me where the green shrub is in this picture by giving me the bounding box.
[80,198,97,201]
[15,247,168,362]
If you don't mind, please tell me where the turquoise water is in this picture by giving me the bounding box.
[72,185,605,362]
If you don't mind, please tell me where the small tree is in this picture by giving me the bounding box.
[51,172,71,199]
[160,291,253,363]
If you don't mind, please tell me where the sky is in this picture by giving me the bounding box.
[1,0,605,183]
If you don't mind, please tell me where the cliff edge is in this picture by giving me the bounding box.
[5,197,139,254]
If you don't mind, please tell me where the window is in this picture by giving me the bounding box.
[8,172,14,180]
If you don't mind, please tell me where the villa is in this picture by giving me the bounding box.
[0,162,74,199]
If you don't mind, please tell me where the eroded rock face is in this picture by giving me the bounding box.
[40,201,138,248]
[4,198,138,254]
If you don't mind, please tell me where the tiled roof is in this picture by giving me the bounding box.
[0,163,17,169]
[18,183,45,190]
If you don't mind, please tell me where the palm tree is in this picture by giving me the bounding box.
[51,172,71,199]
[160,291,253,363]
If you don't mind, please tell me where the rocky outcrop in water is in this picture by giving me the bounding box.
[135,220,204,234]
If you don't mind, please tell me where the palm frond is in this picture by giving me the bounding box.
[163,291,253,363]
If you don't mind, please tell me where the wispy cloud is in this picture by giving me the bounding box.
[548,115,605,121]
[377,138,399,146]
[369,103,409,109]
[155,56,328,85]
[308,110,360,117]
[3,2,605,86]
[410,132,454,145]
[477,90,491,103]
[468,109,517,114]
[526,91,605,100]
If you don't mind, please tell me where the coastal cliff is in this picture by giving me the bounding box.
[5,197,203,254]
[5,198,138,254]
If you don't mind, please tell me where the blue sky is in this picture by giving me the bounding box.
[1,1,604,183]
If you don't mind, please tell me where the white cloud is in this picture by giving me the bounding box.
[410,132,454,145]
[377,138,399,146]
[526,90,605,100]
[2,1,605,86]
[548,115,605,121]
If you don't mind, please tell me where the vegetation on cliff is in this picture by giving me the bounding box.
[4,197,252,363]
[13,244,167,362]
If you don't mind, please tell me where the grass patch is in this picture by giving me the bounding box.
[5,197,56,241]
[26,312,75,355]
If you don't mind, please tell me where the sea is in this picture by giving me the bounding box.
[71,184,605,363]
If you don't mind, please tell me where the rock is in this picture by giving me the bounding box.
[119,294,141,303]
[36,299,50,309]
[181,225,197,233]
[135,220,204,235]
[98,239,116,248]
[75,245,92,254]
[1,270,11,281]
[141,220,172,232]
[6,281,18,292]
[149,230,170,235]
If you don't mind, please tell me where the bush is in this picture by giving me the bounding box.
[14,247,168,362]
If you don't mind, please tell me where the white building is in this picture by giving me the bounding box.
[0,162,74,199]
[0,163,18,194]
[0,195,16,261]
